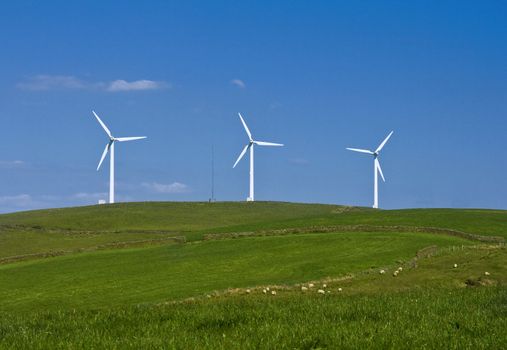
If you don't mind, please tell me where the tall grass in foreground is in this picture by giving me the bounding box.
[1,287,505,349]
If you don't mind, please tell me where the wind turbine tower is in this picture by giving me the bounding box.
[346,131,394,209]
[92,111,147,204]
[233,113,283,202]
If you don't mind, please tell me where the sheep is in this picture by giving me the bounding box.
[245,289,251,294]
[317,289,325,294]
[485,271,490,276]
[266,287,270,292]
[308,283,315,288]
[393,271,398,277]
[262,289,267,294]
[271,290,277,295]
[301,286,308,291]
[322,284,327,288]
[453,263,458,268]
[338,288,343,292]
[380,269,386,275]
[398,267,403,272]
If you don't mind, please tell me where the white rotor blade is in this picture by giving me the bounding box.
[97,142,111,171]
[233,144,250,168]
[92,111,112,138]
[254,141,284,147]
[346,147,374,155]
[376,158,385,182]
[238,113,253,141]
[115,136,147,142]
[375,131,394,154]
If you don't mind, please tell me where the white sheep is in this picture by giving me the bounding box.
[323,284,327,288]
[266,287,270,291]
[262,289,267,294]
[393,271,398,277]
[453,264,458,268]
[380,269,386,274]
[485,271,490,276]
[318,289,325,294]
[338,288,342,292]
[398,267,403,272]
[301,286,308,291]
[246,289,251,294]
[309,283,315,288]
[271,290,277,295]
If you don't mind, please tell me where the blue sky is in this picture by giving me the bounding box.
[1,1,506,212]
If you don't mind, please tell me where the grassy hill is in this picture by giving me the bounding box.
[1,201,506,236]
[0,202,505,260]
[0,201,505,348]
[0,231,472,313]
[2,246,504,349]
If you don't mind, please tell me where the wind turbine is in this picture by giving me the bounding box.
[346,131,394,209]
[92,111,146,204]
[233,113,283,202]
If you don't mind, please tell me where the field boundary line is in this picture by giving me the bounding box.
[203,225,505,243]
[0,236,186,265]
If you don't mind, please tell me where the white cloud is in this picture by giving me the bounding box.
[72,192,108,200]
[269,102,282,111]
[0,191,138,213]
[289,158,309,165]
[142,182,189,194]
[107,79,168,92]
[230,79,246,89]
[0,194,37,207]
[0,160,27,169]
[17,75,168,93]
[16,75,86,91]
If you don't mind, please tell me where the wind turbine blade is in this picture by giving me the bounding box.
[375,131,394,153]
[376,158,385,182]
[115,136,147,142]
[97,142,111,171]
[254,141,284,147]
[346,148,374,155]
[233,144,250,168]
[238,113,253,141]
[92,111,113,138]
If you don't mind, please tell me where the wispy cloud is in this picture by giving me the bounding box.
[0,160,28,169]
[0,191,138,213]
[289,158,309,165]
[269,102,282,111]
[72,192,108,200]
[106,79,168,92]
[0,193,106,210]
[71,192,135,203]
[17,75,87,91]
[142,182,190,194]
[230,79,246,89]
[0,194,39,208]
[17,75,169,92]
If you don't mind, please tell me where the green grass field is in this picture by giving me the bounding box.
[0,202,505,348]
